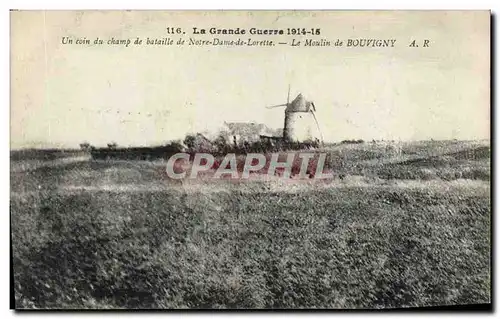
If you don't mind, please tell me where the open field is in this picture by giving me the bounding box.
[11,140,491,309]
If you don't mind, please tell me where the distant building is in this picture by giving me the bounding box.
[219,122,281,146]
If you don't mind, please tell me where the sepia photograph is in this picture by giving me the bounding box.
[10,10,491,310]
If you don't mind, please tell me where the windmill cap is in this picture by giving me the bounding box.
[287,93,314,112]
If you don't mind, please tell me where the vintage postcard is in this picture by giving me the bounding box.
[10,10,490,309]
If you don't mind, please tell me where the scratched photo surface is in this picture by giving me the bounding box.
[10,11,490,309]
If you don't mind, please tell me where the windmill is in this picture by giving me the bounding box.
[267,85,324,145]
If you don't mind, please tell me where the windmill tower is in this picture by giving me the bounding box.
[267,85,324,144]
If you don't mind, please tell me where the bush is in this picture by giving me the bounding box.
[341,139,365,144]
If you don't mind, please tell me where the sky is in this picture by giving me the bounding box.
[10,11,490,148]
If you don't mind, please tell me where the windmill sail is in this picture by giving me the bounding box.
[287,84,291,105]
[310,110,325,146]
[266,103,288,109]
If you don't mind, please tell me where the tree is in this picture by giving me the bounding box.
[214,134,230,154]
[79,142,92,151]
[183,134,196,150]
[165,140,184,153]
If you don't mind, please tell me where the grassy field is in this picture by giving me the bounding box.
[11,140,491,309]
